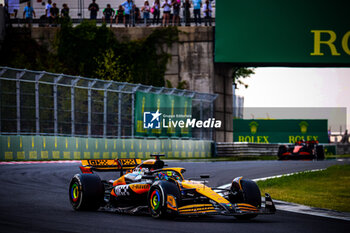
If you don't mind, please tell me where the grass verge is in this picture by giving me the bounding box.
[326,154,350,159]
[257,165,350,212]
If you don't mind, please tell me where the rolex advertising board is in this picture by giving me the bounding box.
[215,0,350,66]
[233,119,328,143]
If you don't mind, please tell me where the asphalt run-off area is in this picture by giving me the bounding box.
[1,159,350,233]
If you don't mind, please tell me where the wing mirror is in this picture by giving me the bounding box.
[200,174,210,179]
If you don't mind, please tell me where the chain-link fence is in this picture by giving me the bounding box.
[0,66,217,140]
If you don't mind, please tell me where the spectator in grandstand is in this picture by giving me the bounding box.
[202,0,212,26]
[103,4,115,26]
[141,1,151,27]
[61,3,70,19]
[121,0,134,27]
[341,130,349,144]
[88,0,99,20]
[183,0,191,26]
[161,0,171,26]
[116,5,124,25]
[46,0,52,17]
[134,5,141,25]
[45,0,52,25]
[192,0,202,26]
[171,0,180,26]
[23,1,36,28]
[8,0,19,18]
[3,1,12,28]
[50,3,59,26]
[152,0,160,25]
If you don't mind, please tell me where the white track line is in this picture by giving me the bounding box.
[273,199,350,221]
[217,169,350,221]
[0,160,81,165]
[252,168,326,182]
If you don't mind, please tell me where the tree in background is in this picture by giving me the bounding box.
[1,21,179,87]
[54,21,178,87]
[232,67,255,89]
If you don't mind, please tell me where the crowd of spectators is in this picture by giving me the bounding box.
[88,0,214,27]
[2,0,214,27]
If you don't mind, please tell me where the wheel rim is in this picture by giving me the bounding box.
[70,183,80,203]
[150,190,160,211]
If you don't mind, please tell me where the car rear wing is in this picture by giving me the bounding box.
[80,159,141,175]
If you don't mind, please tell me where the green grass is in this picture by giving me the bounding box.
[326,154,350,159]
[257,165,350,212]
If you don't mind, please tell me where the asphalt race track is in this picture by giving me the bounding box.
[1,160,350,233]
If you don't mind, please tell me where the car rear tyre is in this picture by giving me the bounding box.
[277,145,287,160]
[235,179,261,220]
[69,174,104,211]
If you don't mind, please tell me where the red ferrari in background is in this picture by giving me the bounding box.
[277,140,325,160]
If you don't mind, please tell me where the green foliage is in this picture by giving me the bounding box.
[232,67,255,88]
[54,22,179,86]
[0,29,61,72]
[109,26,179,86]
[94,48,132,82]
[54,20,118,77]
[1,23,179,87]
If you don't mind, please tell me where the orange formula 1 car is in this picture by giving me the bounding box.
[277,140,325,160]
[69,155,276,220]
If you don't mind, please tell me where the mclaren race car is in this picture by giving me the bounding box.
[277,140,325,160]
[69,155,276,219]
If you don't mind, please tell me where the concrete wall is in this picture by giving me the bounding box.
[30,26,233,142]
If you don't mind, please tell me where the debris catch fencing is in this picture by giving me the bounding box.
[0,67,217,140]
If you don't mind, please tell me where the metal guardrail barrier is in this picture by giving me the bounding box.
[216,142,279,157]
[215,142,342,157]
[8,17,215,26]
[0,66,217,140]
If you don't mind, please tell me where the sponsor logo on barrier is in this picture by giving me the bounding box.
[289,135,319,143]
[237,135,319,143]
[310,30,350,56]
[238,136,270,143]
[249,121,259,134]
[299,121,309,134]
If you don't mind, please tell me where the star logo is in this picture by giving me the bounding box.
[150,110,162,123]
[143,110,162,129]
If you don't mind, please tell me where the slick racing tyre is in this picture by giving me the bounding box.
[69,174,104,211]
[277,145,287,160]
[235,179,261,220]
[148,182,180,219]
[148,186,165,218]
